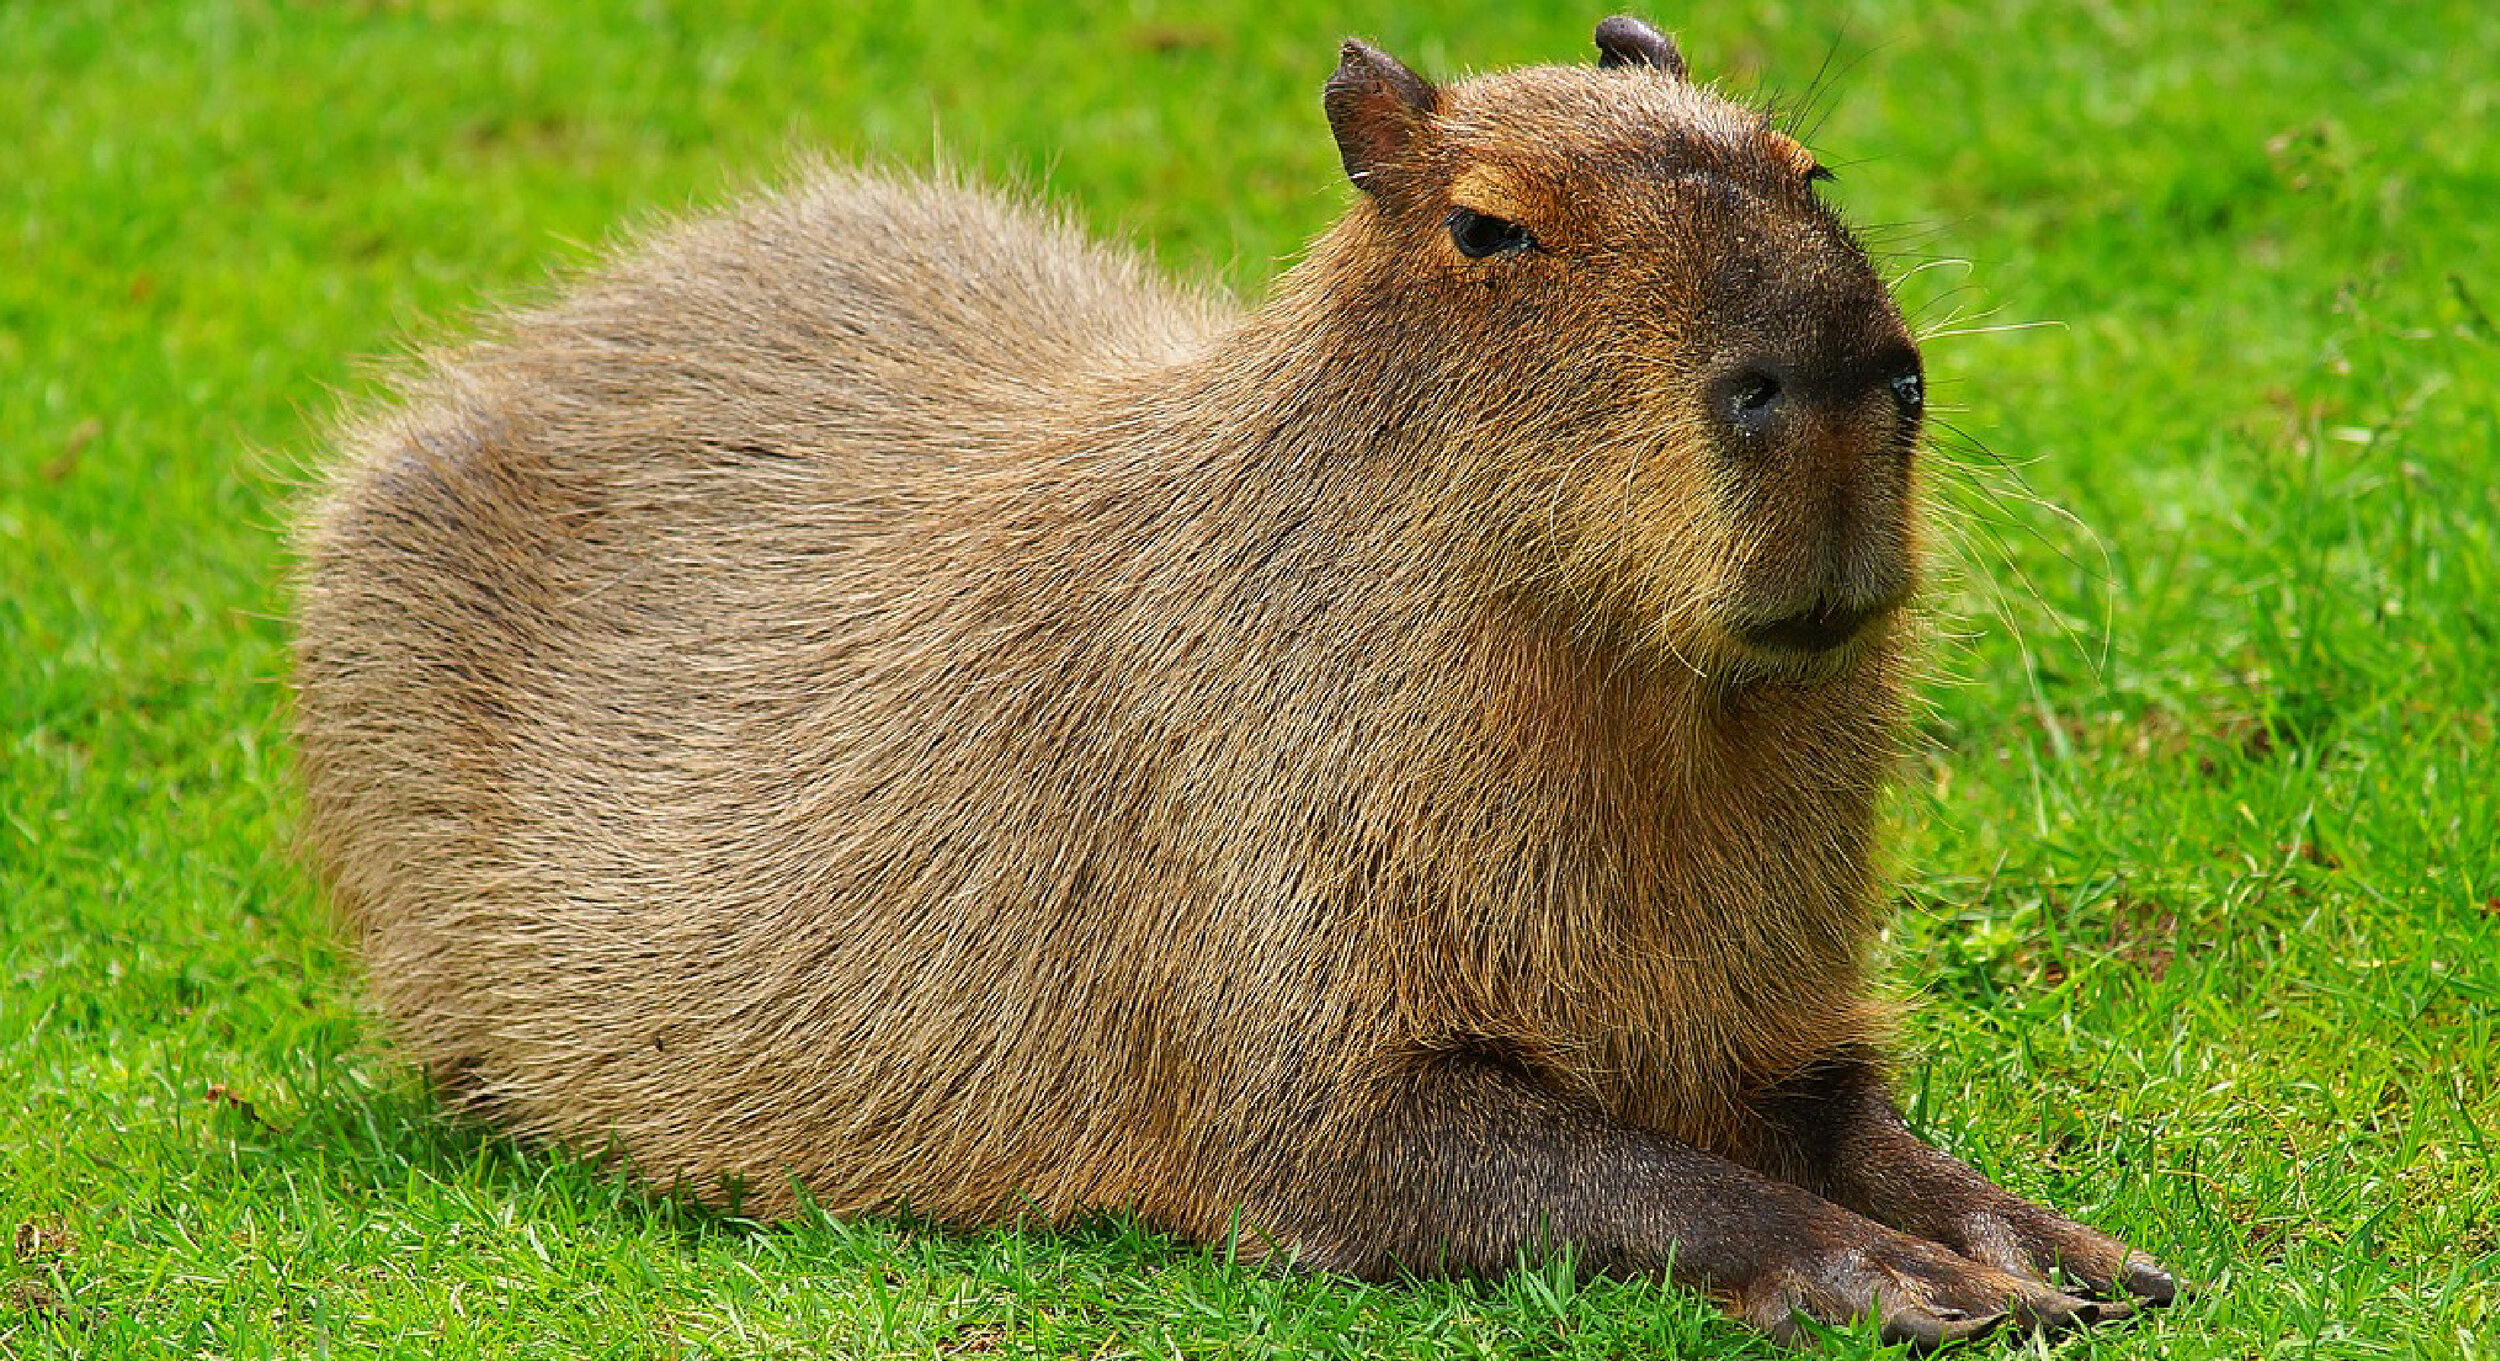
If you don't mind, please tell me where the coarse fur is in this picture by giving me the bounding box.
[296,17,2171,1346]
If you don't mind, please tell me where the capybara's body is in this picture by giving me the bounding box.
[297,19,2172,1345]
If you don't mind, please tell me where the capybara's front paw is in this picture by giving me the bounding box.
[1936,1195,2176,1309]
[1737,1219,2125,1350]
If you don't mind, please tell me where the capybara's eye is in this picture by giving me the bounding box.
[1446,207,1534,259]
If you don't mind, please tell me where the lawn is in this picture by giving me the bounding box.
[4,0,2495,1356]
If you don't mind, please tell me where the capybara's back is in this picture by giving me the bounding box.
[298,20,2174,1346]
[296,170,1233,1215]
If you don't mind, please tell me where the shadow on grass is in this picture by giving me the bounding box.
[200,1054,1756,1356]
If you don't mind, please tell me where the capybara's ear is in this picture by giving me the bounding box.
[1324,39,1438,195]
[1594,16,1688,79]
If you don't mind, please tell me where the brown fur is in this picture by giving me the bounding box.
[296,19,2170,1345]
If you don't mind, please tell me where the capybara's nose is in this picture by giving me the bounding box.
[1706,344,1922,454]
[1707,359,1796,446]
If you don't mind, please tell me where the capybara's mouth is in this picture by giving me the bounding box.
[1737,598,1894,656]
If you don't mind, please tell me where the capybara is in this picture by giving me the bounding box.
[293,15,2176,1346]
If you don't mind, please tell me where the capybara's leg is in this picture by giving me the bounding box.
[1273,1056,2108,1347]
[1754,1053,2178,1313]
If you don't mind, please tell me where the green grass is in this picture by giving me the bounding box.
[5,0,2495,1355]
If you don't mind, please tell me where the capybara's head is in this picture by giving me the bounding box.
[1313,16,1924,680]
